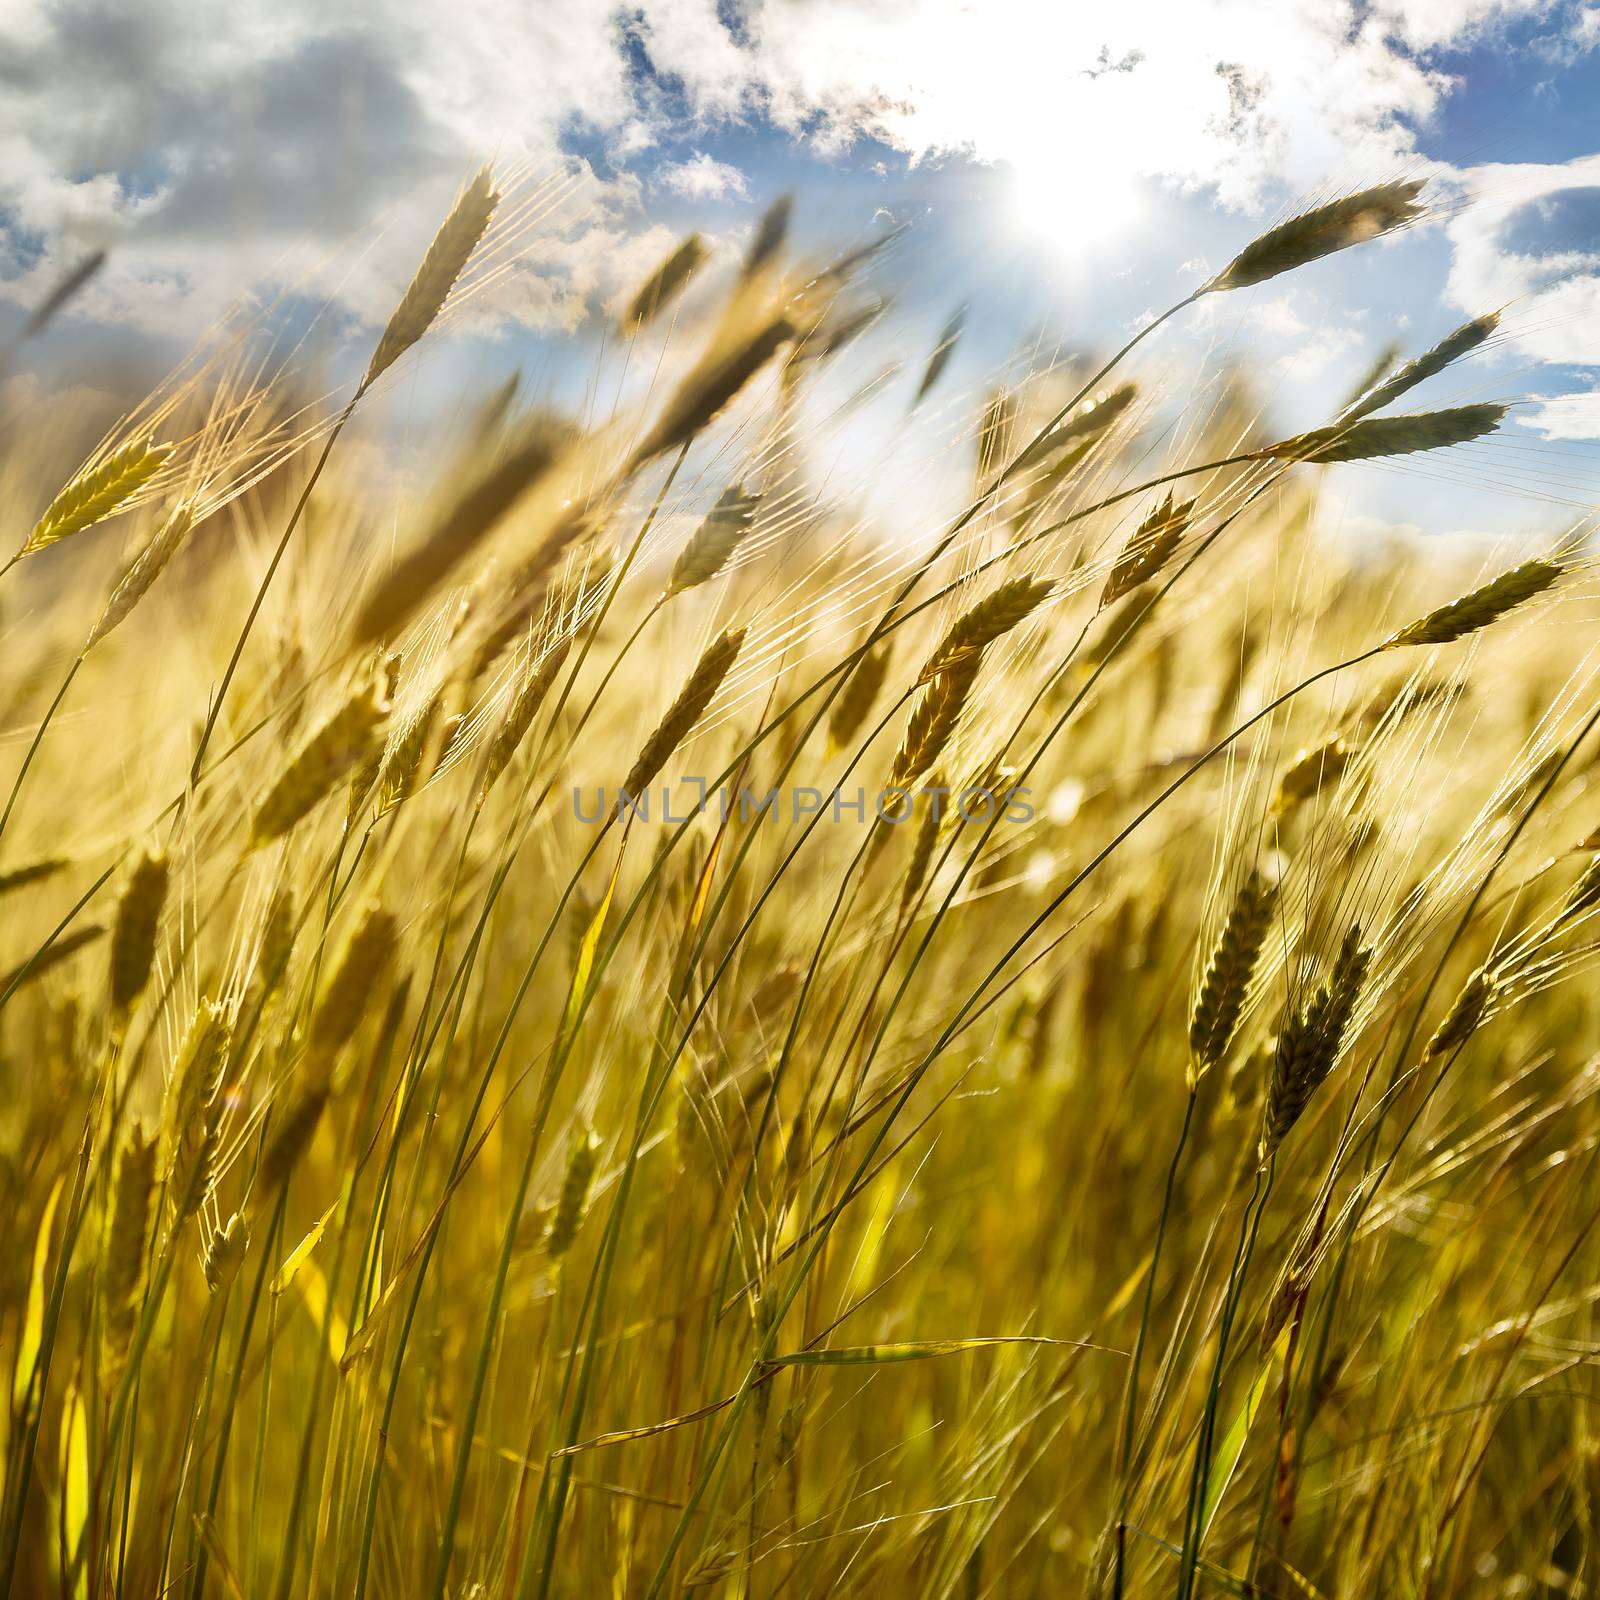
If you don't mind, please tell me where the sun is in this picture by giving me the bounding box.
[1006,153,1148,270]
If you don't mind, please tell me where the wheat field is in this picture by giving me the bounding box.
[1,171,1597,1599]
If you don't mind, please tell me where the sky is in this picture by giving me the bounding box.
[4,0,1600,542]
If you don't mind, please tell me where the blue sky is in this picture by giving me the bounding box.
[3,0,1600,542]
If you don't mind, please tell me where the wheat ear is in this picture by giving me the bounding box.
[1207,180,1426,292]
[365,166,499,385]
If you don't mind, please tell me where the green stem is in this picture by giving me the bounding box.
[0,653,81,848]
[186,390,364,796]
[1111,1088,1196,1597]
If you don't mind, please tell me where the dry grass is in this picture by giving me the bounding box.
[0,173,1597,1600]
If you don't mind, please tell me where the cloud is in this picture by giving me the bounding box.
[1521,390,1600,438]
[1,0,1596,352]
[1368,0,1558,50]
[1444,153,1600,367]
[665,0,1537,216]
[657,152,750,202]
[0,0,647,340]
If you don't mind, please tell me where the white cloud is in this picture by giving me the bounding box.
[1369,0,1556,50]
[1,0,1596,351]
[1521,390,1600,438]
[0,0,646,340]
[1443,152,1600,368]
[695,0,1513,216]
[657,152,750,202]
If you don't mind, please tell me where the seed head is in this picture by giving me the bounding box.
[1261,926,1371,1160]
[624,234,708,332]
[1188,871,1277,1083]
[628,318,792,470]
[21,436,172,558]
[365,166,499,385]
[916,577,1053,685]
[1344,313,1499,421]
[622,628,746,798]
[480,636,572,804]
[1383,559,1563,650]
[310,902,398,1060]
[251,676,390,844]
[666,484,762,595]
[890,656,980,793]
[1272,738,1352,815]
[1258,404,1506,465]
[546,1127,600,1258]
[164,1000,233,1224]
[203,1212,250,1294]
[85,504,195,651]
[1102,494,1194,606]
[1423,969,1494,1063]
[256,1075,331,1198]
[100,1122,158,1376]
[109,844,168,1017]
[1207,181,1426,293]
[829,641,892,752]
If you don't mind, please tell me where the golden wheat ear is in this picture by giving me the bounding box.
[84,504,195,651]
[666,485,763,596]
[202,1213,250,1294]
[353,425,565,645]
[1383,558,1564,649]
[546,1127,600,1258]
[1206,179,1426,292]
[627,317,794,470]
[163,1000,233,1226]
[829,641,893,751]
[624,234,709,333]
[108,842,168,1021]
[1261,926,1371,1160]
[1343,312,1499,420]
[623,628,746,797]
[18,436,171,561]
[916,577,1054,685]
[250,675,391,845]
[365,165,499,387]
[99,1122,157,1380]
[1257,403,1506,464]
[1188,871,1277,1085]
[1102,494,1195,607]
[1423,969,1494,1062]
[480,637,572,805]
